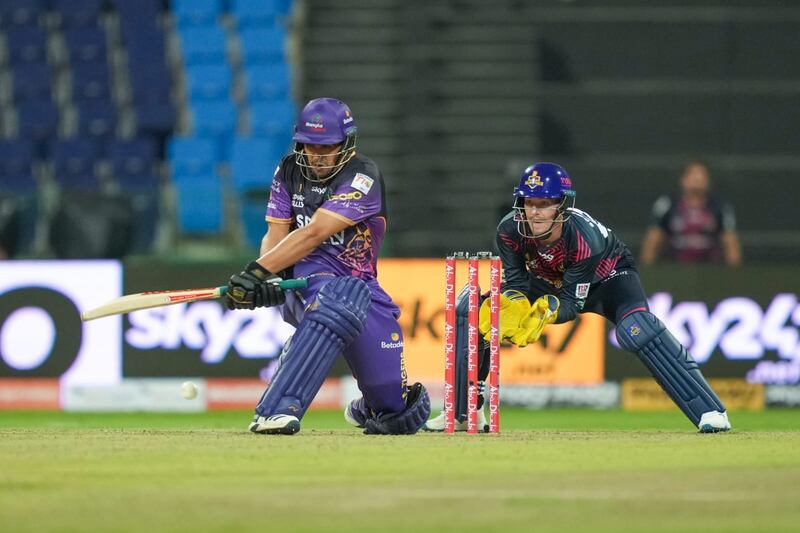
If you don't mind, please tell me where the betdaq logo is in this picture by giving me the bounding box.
[609,292,800,383]
[125,302,294,363]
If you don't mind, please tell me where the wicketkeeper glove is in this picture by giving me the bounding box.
[226,261,286,310]
[510,295,559,347]
[479,289,531,342]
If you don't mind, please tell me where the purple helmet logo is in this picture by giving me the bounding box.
[293,97,358,182]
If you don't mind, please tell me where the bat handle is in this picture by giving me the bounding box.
[217,278,308,296]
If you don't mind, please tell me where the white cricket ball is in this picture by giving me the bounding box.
[180,381,198,400]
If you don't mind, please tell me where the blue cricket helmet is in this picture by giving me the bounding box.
[512,162,576,239]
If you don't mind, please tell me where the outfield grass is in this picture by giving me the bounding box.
[1,409,799,532]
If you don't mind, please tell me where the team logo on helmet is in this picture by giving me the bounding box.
[305,113,325,130]
[526,171,544,189]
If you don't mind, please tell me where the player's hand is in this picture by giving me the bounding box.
[479,290,530,341]
[509,295,559,347]
[226,261,286,310]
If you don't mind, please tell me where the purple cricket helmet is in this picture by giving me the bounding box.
[292,97,358,182]
[512,162,576,238]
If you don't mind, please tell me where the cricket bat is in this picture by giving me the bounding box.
[81,279,308,321]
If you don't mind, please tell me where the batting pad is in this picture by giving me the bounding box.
[255,276,371,419]
[616,311,725,426]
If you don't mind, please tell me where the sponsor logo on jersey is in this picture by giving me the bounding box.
[292,193,304,208]
[538,250,554,261]
[381,332,403,349]
[351,173,374,194]
[575,283,590,299]
[311,186,327,194]
[330,191,363,201]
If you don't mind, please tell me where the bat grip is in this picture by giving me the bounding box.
[218,278,308,296]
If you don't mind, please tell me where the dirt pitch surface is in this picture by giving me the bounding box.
[1,409,799,532]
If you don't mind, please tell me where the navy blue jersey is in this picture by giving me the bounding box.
[266,153,389,280]
[495,208,637,323]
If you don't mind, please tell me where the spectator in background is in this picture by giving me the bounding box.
[640,160,741,266]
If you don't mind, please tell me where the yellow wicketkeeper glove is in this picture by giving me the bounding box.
[479,289,530,341]
[510,295,560,347]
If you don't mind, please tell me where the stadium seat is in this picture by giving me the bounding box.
[16,101,58,145]
[107,137,157,182]
[0,139,35,190]
[51,137,100,180]
[191,100,237,141]
[231,0,283,28]
[11,62,52,101]
[238,189,268,249]
[64,25,107,63]
[173,172,224,234]
[0,0,45,27]
[51,0,103,27]
[239,27,286,64]
[5,26,47,63]
[71,61,111,101]
[172,0,221,28]
[244,63,291,101]
[229,137,283,191]
[178,26,227,64]
[249,100,295,137]
[168,136,217,176]
[185,64,232,100]
[134,101,177,138]
[77,100,117,138]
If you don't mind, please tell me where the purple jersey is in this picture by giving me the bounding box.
[266,153,388,281]
[496,207,637,323]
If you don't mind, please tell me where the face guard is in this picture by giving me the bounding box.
[512,162,577,239]
[292,97,358,183]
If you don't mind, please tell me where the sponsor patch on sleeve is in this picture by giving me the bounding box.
[575,283,590,299]
[351,173,374,194]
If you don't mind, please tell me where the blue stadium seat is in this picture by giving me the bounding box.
[239,27,286,64]
[52,0,103,27]
[178,26,227,64]
[0,0,44,28]
[231,0,282,28]
[173,172,224,234]
[50,137,100,187]
[16,101,58,145]
[229,137,283,191]
[77,100,117,138]
[112,0,159,22]
[249,100,295,138]
[244,63,290,101]
[238,190,268,249]
[0,139,35,190]
[168,136,217,176]
[71,62,111,101]
[107,137,158,183]
[185,64,232,100]
[134,101,177,137]
[5,26,46,63]
[11,62,52,101]
[191,100,237,140]
[64,25,107,63]
[172,0,221,28]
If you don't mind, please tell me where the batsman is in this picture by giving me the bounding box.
[425,162,731,433]
[226,97,430,435]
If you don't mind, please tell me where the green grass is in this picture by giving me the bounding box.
[1,409,799,532]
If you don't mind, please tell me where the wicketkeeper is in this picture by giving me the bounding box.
[425,162,731,433]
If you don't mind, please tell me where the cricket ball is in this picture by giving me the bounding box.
[181,381,198,400]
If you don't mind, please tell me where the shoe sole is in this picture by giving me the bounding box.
[249,419,301,435]
[699,424,730,433]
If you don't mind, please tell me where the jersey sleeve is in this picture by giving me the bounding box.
[265,165,292,224]
[649,195,672,231]
[318,172,382,225]
[495,225,529,296]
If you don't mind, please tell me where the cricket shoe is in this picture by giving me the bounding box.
[344,397,369,428]
[249,414,300,435]
[698,410,731,433]
[422,408,488,432]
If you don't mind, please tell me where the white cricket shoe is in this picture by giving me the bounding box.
[423,408,488,432]
[344,402,366,428]
[249,414,300,435]
[698,410,731,433]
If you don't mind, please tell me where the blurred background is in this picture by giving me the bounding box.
[0,0,798,413]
